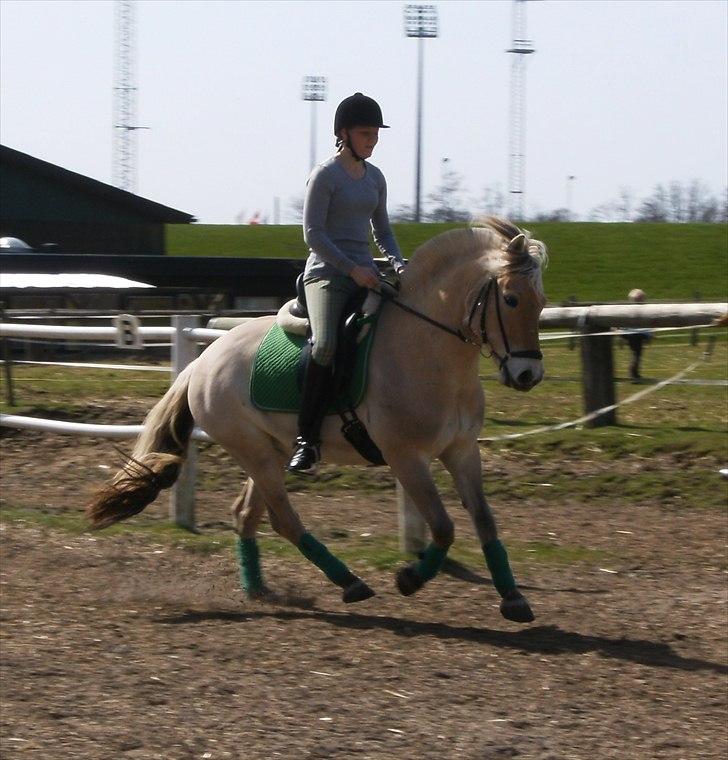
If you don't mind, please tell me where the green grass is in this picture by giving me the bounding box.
[2,337,726,513]
[0,504,610,571]
[166,221,728,302]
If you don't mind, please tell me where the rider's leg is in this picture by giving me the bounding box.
[287,274,360,473]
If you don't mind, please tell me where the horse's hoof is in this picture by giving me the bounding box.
[500,590,535,623]
[342,577,375,604]
[396,564,425,597]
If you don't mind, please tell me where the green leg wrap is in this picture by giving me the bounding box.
[415,543,449,582]
[236,537,265,595]
[483,538,517,597]
[297,532,356,588]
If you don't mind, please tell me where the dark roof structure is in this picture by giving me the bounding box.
[0,145,194,254]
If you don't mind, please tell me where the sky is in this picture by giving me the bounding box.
[1,0,726,224]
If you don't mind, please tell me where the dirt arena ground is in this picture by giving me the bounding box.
[1,428,727,760]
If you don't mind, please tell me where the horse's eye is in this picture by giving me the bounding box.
[504,294,519,308]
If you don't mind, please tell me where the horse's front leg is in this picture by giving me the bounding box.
[387,453,455,597]
[440,440,535,623]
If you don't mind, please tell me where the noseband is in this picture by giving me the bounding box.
[466,278,543,369]
[385,277,543,369]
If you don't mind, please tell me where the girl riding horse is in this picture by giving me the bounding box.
[289,92,407,473]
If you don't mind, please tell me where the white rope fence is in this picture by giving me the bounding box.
[478,351,713,444]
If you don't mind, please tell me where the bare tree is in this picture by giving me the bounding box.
[635,184,669,222]
[390,204,417,223]
[479,184,506,218]
[288,195,304,223]
[668,181,686,223]
[426,160,471,222]
[617,186,633,221]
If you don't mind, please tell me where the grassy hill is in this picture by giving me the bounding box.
[166,222,728,303]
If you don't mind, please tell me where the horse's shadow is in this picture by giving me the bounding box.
[158,605,727,676]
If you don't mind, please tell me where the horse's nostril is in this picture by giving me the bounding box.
[517,369,533,386]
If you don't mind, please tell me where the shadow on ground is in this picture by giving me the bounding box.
[157,607,727,675]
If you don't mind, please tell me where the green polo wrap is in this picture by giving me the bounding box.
[415,543,449,582]
[297,532,355,588]
[483,538,517,597]
[236,537,265,595]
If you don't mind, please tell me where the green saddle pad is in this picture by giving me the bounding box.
[250,321,378,414]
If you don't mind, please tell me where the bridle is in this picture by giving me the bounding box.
[383,276,543,370]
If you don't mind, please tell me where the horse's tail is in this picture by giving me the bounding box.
[86,366,195,530]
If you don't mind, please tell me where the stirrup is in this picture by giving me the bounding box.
[287,439,321,474]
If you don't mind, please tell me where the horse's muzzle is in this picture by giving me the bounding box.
[500,358,544,392]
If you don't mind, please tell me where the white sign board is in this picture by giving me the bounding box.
[114,314,142,349]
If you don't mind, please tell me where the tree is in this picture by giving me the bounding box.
[635,184,669,222]
[288,195,304,223]
[390,204,417,223]
[533,208,571,222]
[479,184,506,218]
[635,181,722,223]
[425,161,471,222]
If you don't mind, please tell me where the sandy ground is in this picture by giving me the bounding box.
[1,427,727,760]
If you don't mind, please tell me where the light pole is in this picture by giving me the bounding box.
[404,4,438,223]
[302,76,327,172]
[566,175,576,220]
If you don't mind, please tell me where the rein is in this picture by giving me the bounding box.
[383,277,543,368]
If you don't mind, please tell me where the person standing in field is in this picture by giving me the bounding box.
[288,92,406,474]
[622,288,652,382]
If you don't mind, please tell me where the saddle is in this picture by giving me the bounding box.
[273,274,386,466]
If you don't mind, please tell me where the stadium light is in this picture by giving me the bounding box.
[404,4,438,222]
[302,75,328,172]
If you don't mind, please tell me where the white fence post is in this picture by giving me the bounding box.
[170,315,200,530]
[397,480,428,554]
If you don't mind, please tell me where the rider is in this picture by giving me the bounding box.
[287,92,406,473]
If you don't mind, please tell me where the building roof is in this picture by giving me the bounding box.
[0,145,195,224]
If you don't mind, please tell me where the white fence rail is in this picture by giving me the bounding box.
[1,304,726,546]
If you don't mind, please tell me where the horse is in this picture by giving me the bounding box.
[87,217,548,624]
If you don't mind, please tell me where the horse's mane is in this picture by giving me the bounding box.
[408,216,548,295]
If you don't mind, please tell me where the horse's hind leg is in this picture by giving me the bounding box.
[231,479,269,599]
[440,440,534,623]
[227,444,374,604]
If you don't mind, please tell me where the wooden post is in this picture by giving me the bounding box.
[397,480,428,554]
[170,315,200,530]
[580,327,616,427]
[0,304,15,407]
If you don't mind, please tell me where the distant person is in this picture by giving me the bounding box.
[288,92,406,473]
[622,288,652,382]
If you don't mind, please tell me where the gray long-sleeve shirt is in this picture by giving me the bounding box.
[302,157,404,279]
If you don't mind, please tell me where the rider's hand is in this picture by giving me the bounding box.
[350,265,381,290]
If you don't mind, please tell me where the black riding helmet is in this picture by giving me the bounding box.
[334,93,389,160]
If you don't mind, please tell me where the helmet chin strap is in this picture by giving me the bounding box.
[337,134,364,162]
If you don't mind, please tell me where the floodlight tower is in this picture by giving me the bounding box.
[113,0,147,193]
[404,4,438,223]
[302,76,327,172]
[507,0,535,221]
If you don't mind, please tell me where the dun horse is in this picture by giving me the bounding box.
[88,217,548,623]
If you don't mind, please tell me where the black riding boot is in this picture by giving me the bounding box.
[287,358,332,473]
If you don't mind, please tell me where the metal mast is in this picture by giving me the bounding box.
[113,0,144,193]
[507,0,535,221]
[404,4,438,223]
[301,76,327,173]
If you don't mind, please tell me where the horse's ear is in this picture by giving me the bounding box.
[507,233,527,256]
